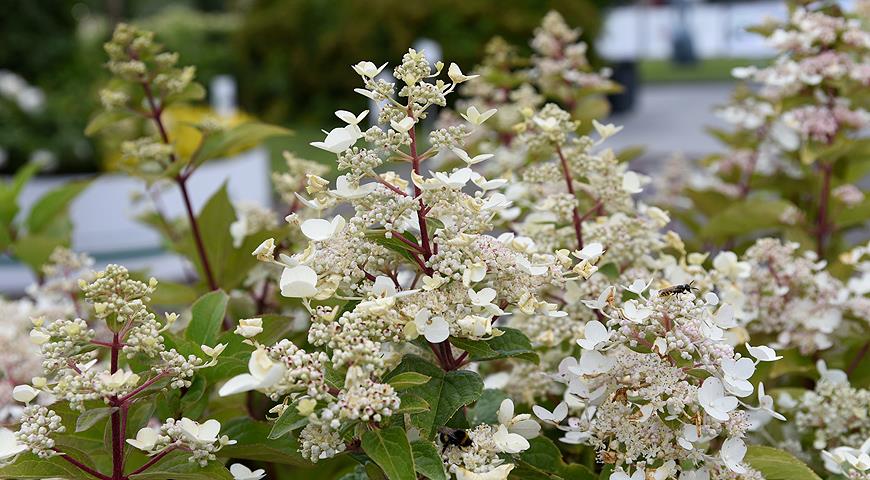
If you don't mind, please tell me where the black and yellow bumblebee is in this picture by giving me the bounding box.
[658,280,700,297]
[439,428,473,452]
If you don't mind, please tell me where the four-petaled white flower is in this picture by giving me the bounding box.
[300,215,346,241]
[698,377,738,421]
[461,106,497,125]
[468,287,497,308]
[99,369,140,390]
[533,402,568,424]
[624,278,652,295]
[126,427,160,452]
[333,175,377,199]
[352,61,387,78]
[721,357,756,397]
[390,117,416,133]
[451,147,494,166]
[712,251,751,280]
[576,321,611,350]
[235,318,263,338]
[592,119,623,140]
[457,314,492,339]
[746,343,782,362]
[179,417,222,444]
[335,109,368,125]
[413,308,450,343]
[12,384,39,404]
[574,242,605,262]
[455,464,514,480]
[755,383,786,421]
[582,287,613,310]
[493,424,529,454]
[280,265,318,298]
[471,173,507,191]
[219,346,286,396]
[621,300,652,323]
[0,428,27,461]
[310,125,360,154]
[515,256,548,276]
[497,399,540,439]
[230,463,266,480]
[447,63,479,84]
[201,343,227,359]
[432,168,473,189]
[720,437,748,474]
[621,171,644,194]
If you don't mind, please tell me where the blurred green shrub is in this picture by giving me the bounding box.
[234,0,603,123]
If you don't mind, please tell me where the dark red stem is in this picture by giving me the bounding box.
[555,145,584,250]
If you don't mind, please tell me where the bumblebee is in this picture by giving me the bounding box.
[439,428,473,452]
[658,280,700,297]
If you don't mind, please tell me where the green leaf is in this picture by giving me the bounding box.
[193,122,291,166]
[387,372,431,390]
[185,290,229,346]
[514,437,596,480]
[450,328,538,364]
[469,389,508,426]
[744,446,821,480]
[186,184,234,288]
[26,180,91,234]
[10,234,66,272]
[164,81,206,104]
[219,417,307,465]
[699,198,794,241]
[384,355,483,439]
[129,452,233,480]
[75,407,117,432]
[0,453,95,480]
[361,427,417,480]
[85,110,132,136]
[269,404,310,439]
[0,161,41,227]
[396,394,430,414]
[411,440,448,480]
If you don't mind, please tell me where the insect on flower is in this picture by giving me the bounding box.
[658,280,700,297]
[439,427,473,452]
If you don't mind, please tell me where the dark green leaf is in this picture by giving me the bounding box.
[384,355,483,439]
[185,290,229,346]
[361,427,416,480]
[387,372,431,390]
[396,394,430,414]
[0,453,95,480]
[411,440,448,480]
[75,407,117,432]
[129,452,233,480]
[450,328,538,364]
[269,404,310,439]
[469,389,508,426]
[744,446,821,480]
[219,417,307,465]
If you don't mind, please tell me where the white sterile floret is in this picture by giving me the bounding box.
[532,402,568,424]
[300,215,346,241]
[720,437,748,474]
[218,346,286,396]
[309,125,360,154]
[574,242,604,262]
[335,109,368,125]
[497,399,540,439]
[746,343,783,362]
[11,385,39,404]
[698,377,738,421]
[621,171,644,194]
[492,424,529,454]
[451,147,494,166]
[230,463,266,480]
[461,106,497,125]
[234,318,263,338]
[280,265,318,298]
[413,309,450,343]
[126,426,160,452]
[721,357,756,397]
[576,320,611,350]
[0,428,27,461]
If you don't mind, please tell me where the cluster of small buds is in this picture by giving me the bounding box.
[229,202,278,248]
[330,378,399,424]
[713,238,850,353]
[272,151,331,207]
[30,317,95,374]
[795,373,870,452]
[159,349,204,389]
[539,278,782,479]
[14,404,65,458]
[120,137,174,173]
[298,420,347,463]
[102,23,197,104]
[80,264,156,321]
[34,247,95,307]
[129,418,235,467]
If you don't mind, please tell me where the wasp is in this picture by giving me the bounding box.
[658,280,700,297]
[439,428,473,452]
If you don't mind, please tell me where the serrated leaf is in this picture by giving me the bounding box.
[361,427,416,480]
[450,328,538,364]
[411,440,448,480]
[185,290,228,346]
[384,355,483,439]
[744,446,821,480]
[396,394,430,414]
[75,407,117,432]
[387,372,431,390]
[0,453,95,480]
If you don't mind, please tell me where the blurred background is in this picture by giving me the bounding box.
[0,0,823,291]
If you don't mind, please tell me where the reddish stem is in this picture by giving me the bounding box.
[109,333,124,480]
[117,371,170,405]
[847,340,869,376]
[815,162,833,258]
[53,449,111,480]
[555,145,584,250]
